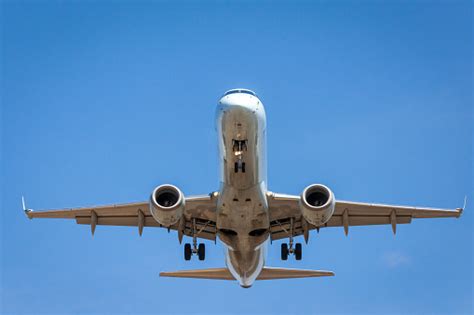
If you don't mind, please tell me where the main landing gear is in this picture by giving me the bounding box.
[281,217,302,261]
[281,242,302,261]
[184,243,205,261]
[184,218,206,261]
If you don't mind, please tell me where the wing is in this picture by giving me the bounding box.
[26,194,217,241]
[268,192,463,241]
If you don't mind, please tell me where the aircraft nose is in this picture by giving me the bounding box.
[219,93,260,113]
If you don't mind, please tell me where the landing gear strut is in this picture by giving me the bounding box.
[280,217,302,261]
[232,139,247,173]
[184,218,206,261]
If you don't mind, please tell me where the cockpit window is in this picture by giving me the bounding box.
[223,89,257,97]
[240,90,256,96]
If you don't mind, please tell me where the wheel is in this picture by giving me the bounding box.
[241,162,246,173]
[295,243,302,261]
[234,162,239,173]
[184,243,192,261]
[198,243,206,261]
[281,243,289,260]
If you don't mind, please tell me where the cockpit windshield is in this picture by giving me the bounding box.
[223,89,257,97]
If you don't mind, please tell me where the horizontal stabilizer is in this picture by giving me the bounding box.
[160,268,234,280]
[258,267,335,280]
[159,267,334,280]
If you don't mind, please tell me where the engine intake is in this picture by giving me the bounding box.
[149,184,185,227]
[299,184,335,226]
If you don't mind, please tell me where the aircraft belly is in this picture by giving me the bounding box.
[225,240,268,287]
[215,97,268,287]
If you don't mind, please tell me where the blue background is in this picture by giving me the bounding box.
[1,1,472,314]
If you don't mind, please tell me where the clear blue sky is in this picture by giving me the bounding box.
[1,1,472,314]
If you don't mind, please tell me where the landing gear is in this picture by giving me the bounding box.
[234,161,246,173]
[281,243,289,260]
[184,218,206,261]
[198,243,205,261]
[232,139,247,153]
[295,243,302,261]
[280,217,303,261]
[183,242,206,261]
[280,241,302,261]
[232,139,247,174]
[184,243,192,261]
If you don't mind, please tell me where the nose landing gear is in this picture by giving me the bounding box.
[232,139,247,173]
[234,160,246,173]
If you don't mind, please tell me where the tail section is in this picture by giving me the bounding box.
[160,267,334,281]
[258,267,334,280]
[160,268,234,280]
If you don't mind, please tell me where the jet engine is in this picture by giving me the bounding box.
[149,184,185,227]
[299,184,335,226]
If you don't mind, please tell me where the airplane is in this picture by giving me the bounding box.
[24,88,464,288]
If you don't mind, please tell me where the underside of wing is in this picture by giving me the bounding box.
[267,192,462,240]
[25,194,218,240]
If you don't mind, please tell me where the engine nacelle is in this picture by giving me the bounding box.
[149,184,185,227]
[299,184,335,226]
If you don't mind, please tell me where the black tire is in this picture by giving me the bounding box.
[198,243,206,261]
[281,243,289,260]
[242,162,246,173]
[295,243,302,261]
[184,243,192,261]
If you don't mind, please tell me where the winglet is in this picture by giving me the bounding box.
[456,196,467,218]
[22,196,33,219]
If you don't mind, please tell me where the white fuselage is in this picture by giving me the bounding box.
[215,90,269,288]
